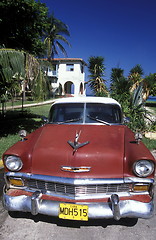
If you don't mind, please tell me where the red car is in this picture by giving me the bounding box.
[2,97,156,221]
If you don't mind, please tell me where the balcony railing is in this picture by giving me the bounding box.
[46,70,57,77]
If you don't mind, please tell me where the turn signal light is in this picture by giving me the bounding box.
[9,178,24,187]
[133,184,149,192]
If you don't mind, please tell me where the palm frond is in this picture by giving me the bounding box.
[132,83,144,106]
[0,49,49,101]
[43,15,71,59]
[0,49,25,82]
[56,41,68,57]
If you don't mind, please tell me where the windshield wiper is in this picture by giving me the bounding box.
[56,118,82,125]
[87,115,111,125]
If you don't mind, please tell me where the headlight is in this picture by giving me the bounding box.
[133,160,154,177]
[4,155,23,171]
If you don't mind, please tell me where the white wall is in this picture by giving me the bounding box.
[58,61,85,96]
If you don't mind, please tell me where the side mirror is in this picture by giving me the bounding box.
[19,130,27,141]
[135,132,143,144]
[41,116,48,124]
[123,117,130,124]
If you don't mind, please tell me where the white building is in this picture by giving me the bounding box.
[46,58,87,97]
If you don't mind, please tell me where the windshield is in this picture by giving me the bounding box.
[48,103,122,124]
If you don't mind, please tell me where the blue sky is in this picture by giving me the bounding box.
[40,0,156,90]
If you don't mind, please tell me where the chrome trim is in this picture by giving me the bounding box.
[25,178,131,200]
[3,189,154,220]
[124,177,154,184]
[5,173,125,185]
[5,173,155,200]
[4,155,23,172]
[6,180,132,200]
[32,190,130,200]
[110,194,120,220]
[31,191,42,215]
[5,173,131,200]
[5,173,154,185]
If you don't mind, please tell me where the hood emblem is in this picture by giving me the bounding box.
[61,166,91,172]
[67,131,89,154]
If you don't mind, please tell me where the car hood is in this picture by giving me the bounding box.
[31,124,125,178]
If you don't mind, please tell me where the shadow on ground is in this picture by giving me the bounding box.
[8,211,138,228]
[0,110,43,137]
[0,172,4,197]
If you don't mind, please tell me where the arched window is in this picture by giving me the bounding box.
[64,81,74,94]
[80,82,83,95]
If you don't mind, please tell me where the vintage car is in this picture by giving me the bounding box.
[2,97,156,221]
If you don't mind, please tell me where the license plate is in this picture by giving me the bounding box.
[59,203,88,221]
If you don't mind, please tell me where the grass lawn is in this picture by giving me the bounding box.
[0,102,156,159]
[0,103,51,158]
[5,100,38,107]
[142,137,156,150]
[0,134,19,157]
[25,104,50,118]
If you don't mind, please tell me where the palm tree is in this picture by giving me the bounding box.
[143,74,156,100]
[128,64,155,101]
[0,49,49,108]
[110,67,131,115]
[109,65,155,131]
[129,64,144,76]
[110,68,130,101]
[128,64,144,92]
[87,56,108,96]
[44,15,71,60]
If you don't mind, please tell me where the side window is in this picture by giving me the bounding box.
[66,64,74,71]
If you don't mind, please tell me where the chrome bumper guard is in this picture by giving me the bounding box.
[3,190,154,220]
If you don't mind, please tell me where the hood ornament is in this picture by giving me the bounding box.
[68,131,89,154]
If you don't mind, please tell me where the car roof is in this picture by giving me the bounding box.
[53,97,121,106]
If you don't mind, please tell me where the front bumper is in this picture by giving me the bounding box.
[3,190,154,220]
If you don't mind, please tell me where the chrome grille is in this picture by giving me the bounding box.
[26,179,130,197]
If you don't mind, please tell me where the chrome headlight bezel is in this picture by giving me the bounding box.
[133,160,155,177]
[4,155,23,172]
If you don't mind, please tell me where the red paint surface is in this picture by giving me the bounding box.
[30,125,125,178]
[3,124,155,179]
